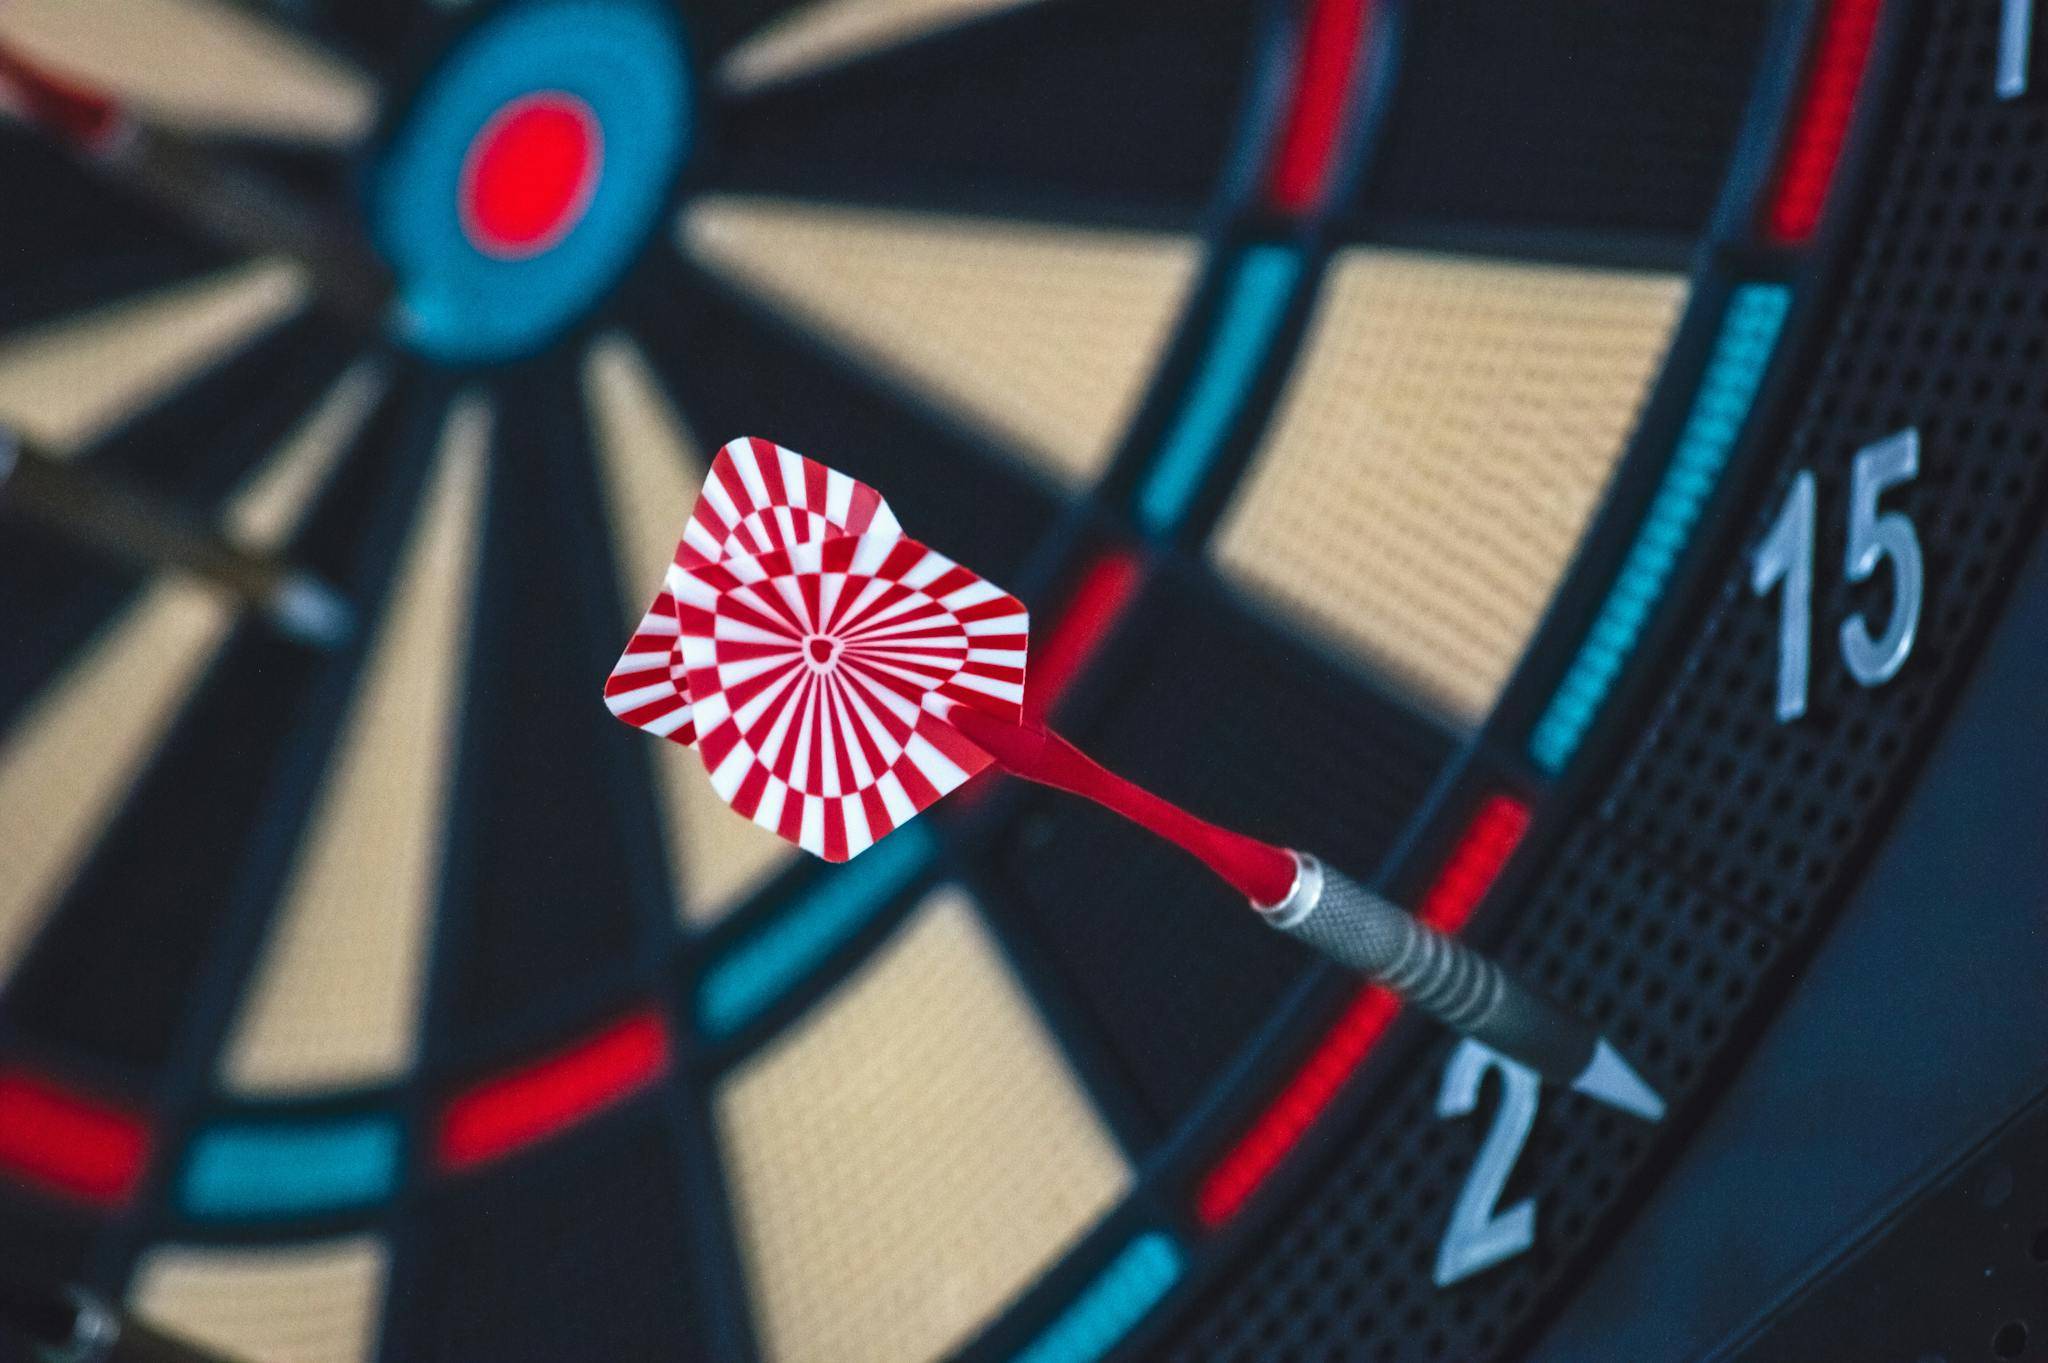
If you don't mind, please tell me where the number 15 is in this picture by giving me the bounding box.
[1750,429,1924,723]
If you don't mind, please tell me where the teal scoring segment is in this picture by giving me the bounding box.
[1528,282,1792,774]
[1008,1232,1185,1363]
[1136,245,1304,534]
[181,1115,401,1220]
[697,822,935,1038]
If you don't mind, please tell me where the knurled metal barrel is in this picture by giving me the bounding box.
[1255,851,1601,1087]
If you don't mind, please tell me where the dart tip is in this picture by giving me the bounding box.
[268,573,355,648]
[1571,1038,1666,1121]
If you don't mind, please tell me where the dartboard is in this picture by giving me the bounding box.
[3,0,2047,1360]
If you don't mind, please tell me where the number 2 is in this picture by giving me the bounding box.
[1433,1041,1540,1288]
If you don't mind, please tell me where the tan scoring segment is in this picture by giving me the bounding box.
[720,0,1042,92]
[130,1236,387,1363]
[0,261,305,454]
[0,0,376,141]
[0,364,382,987]
[683,195,1197,487]
[222,397,489,1094]
[1214,248,1688,724]
[718,887,1128,1363]
[583,334,797,927]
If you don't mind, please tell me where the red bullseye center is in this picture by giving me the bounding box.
[806,636,839,666]
[460,92,603,259]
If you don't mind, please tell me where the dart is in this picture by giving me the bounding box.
[0,39,394,326]
[607,438,1665,1120]
[0,1276,244,1363]
[0,427,352,647]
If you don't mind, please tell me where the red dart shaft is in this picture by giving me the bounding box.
[933,700,1666,1118]
[0,43,127,150]
[936,702,1299,906]
[0,40,394,324]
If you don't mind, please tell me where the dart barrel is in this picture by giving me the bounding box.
[1257,852,1623,1094]
[108,125,395,327]
[0,431,351,647]
[0,39,391,326]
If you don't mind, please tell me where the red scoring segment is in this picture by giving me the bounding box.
[1764,0,1883,243]
[1265,0,1376,213]
[1025,549,1148,722]
[459,91,603,259]
[1193,794,1532,1227]
[436,1009,670,1171]
[1415,794,1533,935]
[1195,984,1398,1226]
[0,1067,151,1206]
[951,547,1148,811]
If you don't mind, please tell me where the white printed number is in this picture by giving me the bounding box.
[1751,429,1923,723]
[1433,1041,1541,1288]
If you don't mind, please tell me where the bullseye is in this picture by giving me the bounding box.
[460,93,602,259]
[370,0,690,361]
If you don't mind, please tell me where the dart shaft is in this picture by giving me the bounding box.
[934,703,1661,1115]
[933,701,1298,903]
[0,433,351,646]
[1,1284,244,1363]
[1258,853,1601,1084]
[111,125,394,323]
[0,44,121,146]
[3,437,277,596]
[0,44,393,323]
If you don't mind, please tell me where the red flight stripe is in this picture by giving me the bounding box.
[1764,0,1883,243]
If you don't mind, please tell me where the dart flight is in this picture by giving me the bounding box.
[608,438,1664,1120]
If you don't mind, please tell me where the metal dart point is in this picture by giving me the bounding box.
[1255,851,1666,1120]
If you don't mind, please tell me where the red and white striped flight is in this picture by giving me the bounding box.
[675,531,1027,860]
[604,436,903,749]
